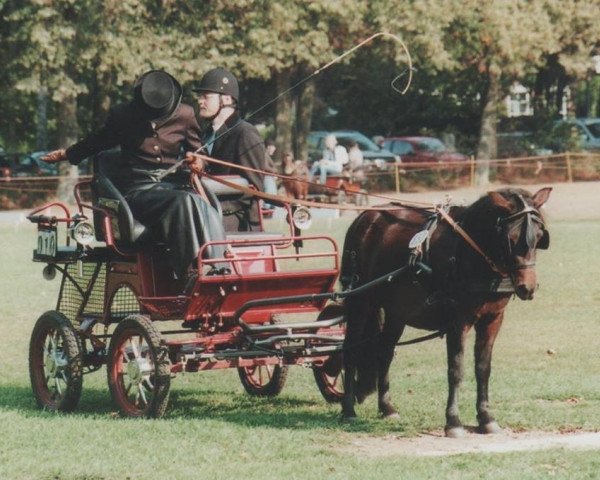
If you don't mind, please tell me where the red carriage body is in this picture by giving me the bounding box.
[27,172,345,417]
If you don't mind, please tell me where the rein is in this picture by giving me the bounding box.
[196,153,433,210]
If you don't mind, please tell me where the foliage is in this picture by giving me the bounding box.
[0,0,599,158]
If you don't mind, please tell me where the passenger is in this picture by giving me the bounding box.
[188,68,267,231]
[309,134,349,184]
[41,70,229,281]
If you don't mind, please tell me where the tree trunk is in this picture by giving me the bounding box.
[56,93,80,202]
[475,70,500,186]
[295,79,315,162]
[274,69,294,160]
[36,86,48,151]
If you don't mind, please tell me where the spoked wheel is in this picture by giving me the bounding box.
[313,304,345,403]
[238,363,288,397]
[29,311,83,412]
[107,315,171,418]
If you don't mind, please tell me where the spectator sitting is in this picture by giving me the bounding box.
[309,134,348,184]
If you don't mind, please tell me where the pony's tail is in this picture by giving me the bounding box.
[340,220,360,291]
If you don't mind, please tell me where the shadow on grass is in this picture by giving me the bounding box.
[0,383,406,434]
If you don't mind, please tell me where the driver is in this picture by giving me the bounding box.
[42,70,229,283]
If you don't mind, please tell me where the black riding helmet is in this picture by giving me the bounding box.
[133,70,182,120]
[192,67,239,101]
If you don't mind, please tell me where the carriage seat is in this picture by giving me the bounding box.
[91,151,148,245]
[201,176,250,201]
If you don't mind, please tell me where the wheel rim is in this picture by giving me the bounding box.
[319,357,344,396]
[111,330,157,415]
[33,327,69,406]
[242,365,275,388]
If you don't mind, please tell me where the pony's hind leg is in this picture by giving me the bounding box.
[444,323,470,438]
[341,298,376,421]
[377,307,405,418]
[474,314,504,434]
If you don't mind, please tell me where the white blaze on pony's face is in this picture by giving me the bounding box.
[488,187,552,300]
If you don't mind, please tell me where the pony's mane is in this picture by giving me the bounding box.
[457,188,537,223]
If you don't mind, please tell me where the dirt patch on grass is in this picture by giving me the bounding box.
[341,429,600,457]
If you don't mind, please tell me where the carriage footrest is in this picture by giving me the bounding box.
[33,246,81,263]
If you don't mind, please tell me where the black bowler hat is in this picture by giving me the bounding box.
[133,70,182,120]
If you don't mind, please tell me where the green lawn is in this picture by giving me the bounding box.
[1,217,600,479]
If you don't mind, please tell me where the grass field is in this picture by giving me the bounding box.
[1,214,600,479]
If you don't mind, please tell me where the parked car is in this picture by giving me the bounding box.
[552,118,600,152]
[382,136,468,163]
[308,130,398,170]
[12,151,57,177]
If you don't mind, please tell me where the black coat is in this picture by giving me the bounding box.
[66,102,202,193]
[64,102,227,278]
[203,111,267,231]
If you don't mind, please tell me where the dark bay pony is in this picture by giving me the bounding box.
[340,187,551,437]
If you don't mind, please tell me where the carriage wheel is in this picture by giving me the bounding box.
[313,304,345,403]
[29,311,83,412]
[238,363,288,397]
[107,315,171,418]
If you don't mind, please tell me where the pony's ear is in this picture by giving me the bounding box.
[532,187,552,209]
[487,191,513,212]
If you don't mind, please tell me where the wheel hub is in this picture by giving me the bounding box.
[44,345,66,377]
[126,357,152,384]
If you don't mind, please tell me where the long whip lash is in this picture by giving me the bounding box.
[157,32,412,181]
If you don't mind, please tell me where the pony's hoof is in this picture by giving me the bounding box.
[479,421,502,435]
[382,412,400,421]
[341,415,359,424]
[445,426,466,438]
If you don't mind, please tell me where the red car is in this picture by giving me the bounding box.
[382,136,468,163]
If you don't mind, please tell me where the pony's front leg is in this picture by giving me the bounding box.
[445,324,469,437]
[474,315,504,434]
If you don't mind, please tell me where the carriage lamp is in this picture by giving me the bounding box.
[71,221,95,246]
[292,205,312,230]
[42,264,56,281]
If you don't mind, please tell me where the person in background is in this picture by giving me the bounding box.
[41,70,228,283]
[190,67,266,231]
[309,134,348,184]
[282,152,309,200]
[262,139,278,209]
[346,139,364,171]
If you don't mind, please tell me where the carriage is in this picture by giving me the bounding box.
[27,160,348,418]
[308,173,369,206]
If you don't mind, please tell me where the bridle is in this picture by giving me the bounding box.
[436,194,549,279]
[495,194,549,272]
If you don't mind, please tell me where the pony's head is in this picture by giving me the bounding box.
[484,187,551,300]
